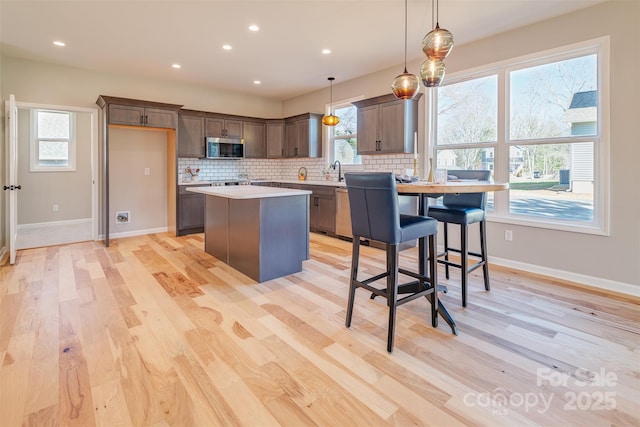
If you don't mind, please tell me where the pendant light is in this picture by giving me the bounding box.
[422,0,454,60]
[391,0,420,99]
[420,0,453,87]
[322,77,340,126]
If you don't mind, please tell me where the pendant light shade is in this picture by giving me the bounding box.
[420,0,453,87]
[391,0,420,100]
[322,77,339,127]
[422,23,454,60]
[392,70,421,100]
[420,58,446,87]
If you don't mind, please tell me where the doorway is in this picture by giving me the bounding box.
[9,101,98,252]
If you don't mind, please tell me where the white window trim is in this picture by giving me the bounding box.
[30,108,77,172]
[431,36,610,236]
[325,95,365,170]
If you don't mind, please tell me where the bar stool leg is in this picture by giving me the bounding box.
[461,224,468,308]
[443,223,450,279]
[429,234,438,327]
[386,244,399,352]
[345,237,360,327]
[480,220,490,291]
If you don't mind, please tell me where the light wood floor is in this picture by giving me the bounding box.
[1,232,638,426]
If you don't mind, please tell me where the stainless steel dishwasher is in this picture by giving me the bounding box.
[335,187,352,237]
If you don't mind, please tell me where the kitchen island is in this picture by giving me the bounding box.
[187,185,312,282]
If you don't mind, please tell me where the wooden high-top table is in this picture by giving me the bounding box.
[395,180,510,334]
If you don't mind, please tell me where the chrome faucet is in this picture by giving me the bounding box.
[332,160,343,182]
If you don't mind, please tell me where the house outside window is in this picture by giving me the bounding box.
[30,109,76,172]
[432,38,608,234]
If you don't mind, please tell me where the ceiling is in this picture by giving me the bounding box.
[0,0,606,101]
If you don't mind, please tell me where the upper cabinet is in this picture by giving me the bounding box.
[205,114,243,138]
[266,120,285,159]
[97,96,181,129]
[353,93,422,155]
[284,113,322,158]
[243,120,266,159]
[178,110,205,158]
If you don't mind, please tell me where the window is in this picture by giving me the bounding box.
[433,38,608,234]
[31,109,76,171]
[329,103,361,165]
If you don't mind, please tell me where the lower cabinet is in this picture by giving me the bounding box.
[309,186,335,233]
[178,185,207,235]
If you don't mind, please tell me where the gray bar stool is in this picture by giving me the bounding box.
[427,169,491,307]
[344,172,439,353]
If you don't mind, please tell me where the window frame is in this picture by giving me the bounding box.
[430,36,610,236]
[30,108,77,172]
[326,95,364,170]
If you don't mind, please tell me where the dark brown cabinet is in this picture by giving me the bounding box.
[243,120,266,158]
[178,110,205,158]
[266,120,285,158]
[308,185,335,233]
[108,104,177,128]
[205,115,243,138]
[353,93,421,155]
[178,185,208,235]
[284,113,322,158]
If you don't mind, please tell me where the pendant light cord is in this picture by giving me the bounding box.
[403,0,408,73]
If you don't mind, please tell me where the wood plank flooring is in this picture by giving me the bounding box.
[1,232,638,426]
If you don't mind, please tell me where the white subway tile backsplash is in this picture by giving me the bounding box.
[178,152,419,182]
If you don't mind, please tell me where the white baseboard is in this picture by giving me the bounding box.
[103,227,169,240]
[489,255,639,298]
[17,218,92,249]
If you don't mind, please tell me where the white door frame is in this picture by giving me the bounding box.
[9,100,100,248]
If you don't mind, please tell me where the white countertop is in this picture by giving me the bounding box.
[187,184,311,199]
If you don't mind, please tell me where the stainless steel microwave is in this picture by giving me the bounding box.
[205,137,244,159]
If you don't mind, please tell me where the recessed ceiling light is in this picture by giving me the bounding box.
[322,49,331,55]
[249,25,259,32]
[222,44,232,50]
[53,41,66,47]
[253,80,261,85]
[172,64,181,69]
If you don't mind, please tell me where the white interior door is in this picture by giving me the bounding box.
[6,94,19,264]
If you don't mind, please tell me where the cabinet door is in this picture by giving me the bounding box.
[224,120,243,138]
[315,194,336,233]
[296,120,310,158]
[378,101,405,153]
[145,108,177,128]
[205,118,224,137]
[109,104,145,126]
[243,121,266,158]
[356,105,380,154]
[178,114,205,158]
[284,122,298,157]
[178,193,205,231]
[266,122,284,158]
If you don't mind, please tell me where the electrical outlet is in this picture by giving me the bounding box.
[144,167,150,176]
[53,204,59,212]
[505,230,513,241]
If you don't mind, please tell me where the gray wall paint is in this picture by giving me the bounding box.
[17,108,92,224]
[109,127,168,234]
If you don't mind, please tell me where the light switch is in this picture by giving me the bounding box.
[144,168,150,176]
